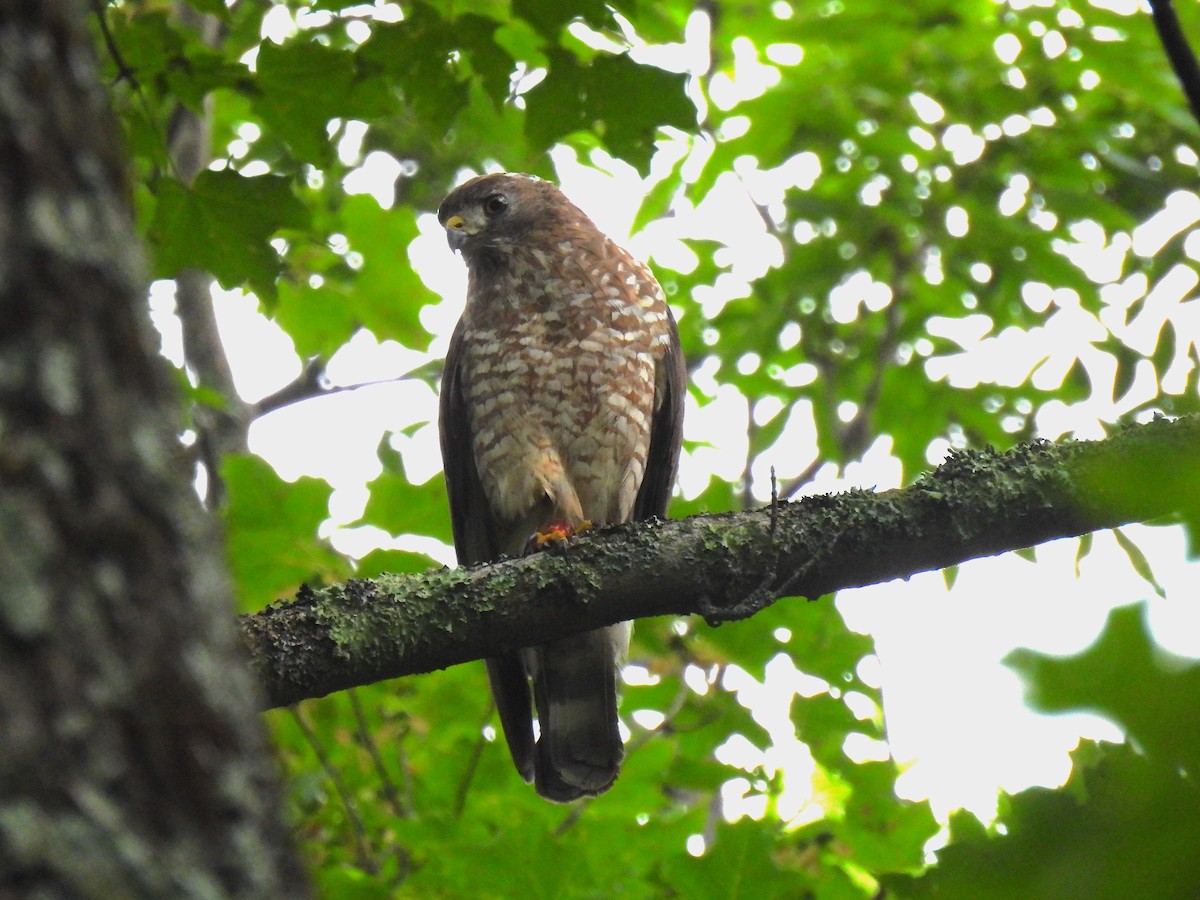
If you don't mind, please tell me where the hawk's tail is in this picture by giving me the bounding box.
[531,623,629,803]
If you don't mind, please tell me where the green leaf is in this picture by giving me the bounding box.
[149,170,308,297]
[358,7,476,134]
[107,9,241,108]
[493,19,548,69]
[1111,528,1166,598]
[658,819,796,899]
[792,693,862,772]
[182,0,230,19]
[885,741,1200,899]
[336,196,437,349]
[221,454,347,609]
[357,468,451,543]
[441,0,512,22]
[941,564,959,590]
[783,596,876,687]
[1006,602,1200,777]
[1073,532,1093,578]
[524,48,693,172]
[353,548,440,578]
[271,280,360,359]
[356,439,452,543]
[512,0,609,39]
[841,761,938,873]
[632,161,683,234]
[1012,546,1037,563]
[252,41,368,163]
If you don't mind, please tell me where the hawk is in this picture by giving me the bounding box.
[437,173,685,801]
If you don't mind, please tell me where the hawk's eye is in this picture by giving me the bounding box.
[482,194,508,217]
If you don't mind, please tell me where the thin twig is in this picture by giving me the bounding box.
[347,689,409,819]
[699,481,828,625]
[702,467,796,625]
[290,705,376,873]
[253,368,412,417]
[451,707,493,820]
[623,669,695,758]
[345,695,416,887]
[554,800,588,836]
[393,721,417,820]
[779,456,822,501]
[252,358,330,416]
[740,416,759,510]
[701,782,725,849]
[781,232,910,501]
[769,466,779,534]
[90,0,178,178]
[90,0,138,86]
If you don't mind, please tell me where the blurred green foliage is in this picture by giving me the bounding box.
[95,0,1200,894]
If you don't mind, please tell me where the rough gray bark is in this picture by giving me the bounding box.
[0,2,307,896]
[243,414,1200,709]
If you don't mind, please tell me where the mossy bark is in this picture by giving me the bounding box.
[244,414,1200,708]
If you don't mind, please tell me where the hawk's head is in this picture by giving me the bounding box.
[438,173,592,261]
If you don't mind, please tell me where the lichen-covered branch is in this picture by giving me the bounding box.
[243,414,1200,709]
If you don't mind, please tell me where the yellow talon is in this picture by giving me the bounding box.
[528,520,593,551]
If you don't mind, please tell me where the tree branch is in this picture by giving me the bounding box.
[242,414,1200,709]
[1148,0,1200,128]
[168,3,250,505]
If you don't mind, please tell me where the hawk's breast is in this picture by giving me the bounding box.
[460,238,671,529]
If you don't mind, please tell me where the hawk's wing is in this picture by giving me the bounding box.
[634,308,687,521]
[439,318,536,783]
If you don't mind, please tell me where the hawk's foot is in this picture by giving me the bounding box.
[525,519,593,555]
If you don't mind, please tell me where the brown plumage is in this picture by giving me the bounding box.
[437,173,685,801]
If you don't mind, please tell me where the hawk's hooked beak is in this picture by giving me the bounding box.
[444,214,470,252]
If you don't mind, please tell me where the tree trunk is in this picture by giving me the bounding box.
[0,2,307,896]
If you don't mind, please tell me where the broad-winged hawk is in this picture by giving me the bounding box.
[438,173,685,801]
